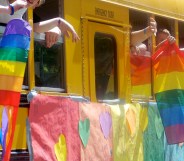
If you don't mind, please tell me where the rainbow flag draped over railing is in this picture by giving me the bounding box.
[0,19,31,161]
[131,54,152,97]
[152,41,184,144]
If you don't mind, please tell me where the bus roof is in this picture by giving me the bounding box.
[104,0,184,21]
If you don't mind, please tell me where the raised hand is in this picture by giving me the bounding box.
[167,36,176,44]
[148,17,157,35]
[11,0,29,12]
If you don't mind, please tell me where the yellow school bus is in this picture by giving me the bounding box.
[3,0,184,159]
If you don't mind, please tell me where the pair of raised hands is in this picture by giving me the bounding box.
[148,18,175,44]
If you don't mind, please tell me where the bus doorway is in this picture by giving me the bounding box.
[83,21,130,102]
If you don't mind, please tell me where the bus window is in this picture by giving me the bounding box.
[129,10,152,99]
[33,0,65,92]
[94,33,117,100]
[155,16,175,37]
[34,39,64,89]
[130,10,151,52]
[179,21,184,49]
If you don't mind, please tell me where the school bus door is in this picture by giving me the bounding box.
[82,20,130,102]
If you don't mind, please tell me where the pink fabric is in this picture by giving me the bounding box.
[79,102,113,161]
[29,95,80,161]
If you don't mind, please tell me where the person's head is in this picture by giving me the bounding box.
[26,0,45,9]
[130,43,147,55]
[137,43,147,54]
[156,29,170,45]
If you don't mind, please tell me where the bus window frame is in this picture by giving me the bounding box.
[86,21,129,102]
[26,0,65,93]
[33,32,65,92]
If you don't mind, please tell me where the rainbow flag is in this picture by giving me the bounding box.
[152,41,184,144]
[131,54,152,97]
[0,19,31,160]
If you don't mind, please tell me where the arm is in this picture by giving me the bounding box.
[131,17,157,46]
[0,5,12,14]
[0,0,28,15]
[33,17,80,42]
[33,18,59,32]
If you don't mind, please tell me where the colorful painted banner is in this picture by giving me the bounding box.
[143,102,164,161]
[79,102,113,161]
[0,19,31,161]
[29,95,80,161]
[152,41,184,144]
[131,54,152,97]
[29,95,113,161]
[124,103,146,161]
[109,104,124,160]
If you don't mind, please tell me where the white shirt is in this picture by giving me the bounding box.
[0,0,27,24]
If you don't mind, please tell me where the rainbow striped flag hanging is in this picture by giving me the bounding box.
[152,40,184,144]
[0,19,31,160]
[131,54,152,97]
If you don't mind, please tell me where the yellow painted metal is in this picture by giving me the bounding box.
[11,108,28,150]
[64,0,83,96]
[175,20,179,45]
[87,22,96,101]
[82,16,130,28]
[81,0,129,24]
[27,9,35,90]
[122,26,131,103]
[81,18,90,98]
[103,0,184,21]
[151,15,156,53]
